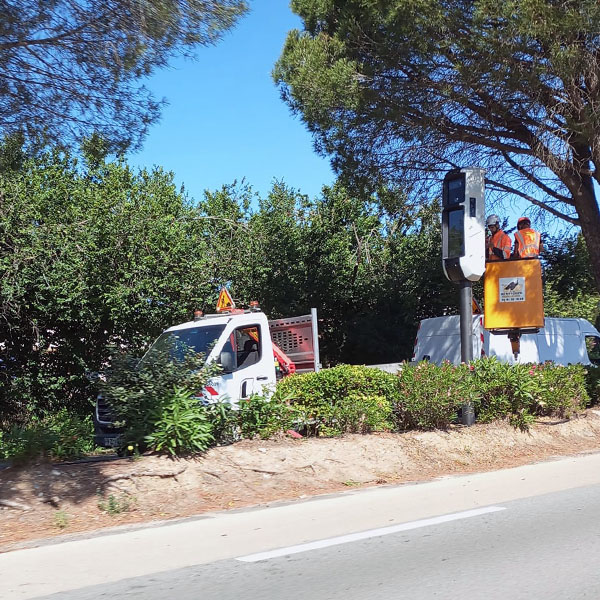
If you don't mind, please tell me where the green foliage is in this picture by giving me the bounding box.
[470,359,587,429]
[237,394,295,440]
[331,393,392,435]
[45,410,96,460]
[53,510,70,530]
[272,360,588,437]
[395,362,465,430]
[97,493,133,515]
[245,183,455,365]
[0,409,95,463]
[99,341,218,453]
[585,366,600,406]
[204,400,239,445]
[543,234,600,325]
[145,386,214,456]
[276,0,600,289]
[1,142,595,437]
[274,365,399,436]
[0,425,56,463]
[0,149,457,429]
[0,2,248,151]
[0,147,223,425]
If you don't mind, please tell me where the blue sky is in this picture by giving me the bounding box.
[129,2,335,203]
[127,2,572,239]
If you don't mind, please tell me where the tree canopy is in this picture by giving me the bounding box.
[1,142,594,425]
[0,145,457,423]
[274,0,600,289]
[0,0,247,152]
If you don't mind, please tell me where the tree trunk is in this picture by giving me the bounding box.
[571,177,600,293]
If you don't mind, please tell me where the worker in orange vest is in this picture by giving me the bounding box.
[513,217,543,258]
[485,214,511,261]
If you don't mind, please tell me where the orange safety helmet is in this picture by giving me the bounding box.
[517,216,531,229]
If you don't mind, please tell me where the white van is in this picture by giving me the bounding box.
[412,315,600,366]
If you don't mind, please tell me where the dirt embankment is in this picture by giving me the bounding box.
[2,409,600,552]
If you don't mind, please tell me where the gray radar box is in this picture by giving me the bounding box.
[441,167,486,282]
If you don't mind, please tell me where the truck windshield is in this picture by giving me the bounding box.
[145,324,226,363]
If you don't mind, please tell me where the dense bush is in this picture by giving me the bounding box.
[470,359,588,430]
[331,393,392,435]
[1,358,590,461]
[99,342,219,453]
[274,365,399,436]
[0,409,95,463]
[237,394,295,440]
[145,386,213,456]
[204,400,239,445]
[0,150,226,426]
[395,362,466,430]
[585,366,600,406]
[272,360,588,436]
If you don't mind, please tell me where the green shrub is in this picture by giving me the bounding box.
[0,422,56,462]
[93,350,591,452]
[470,358,588,429]
[331,393,392,434]
[204,400,239,445]
[45,409,96,459]
[100,341,219,452]
[53,510,70,530]
[97,492,133,515]
[0,409,95,463]
[274,371,334,436]
[273,365,399,436]
[237,394,295,439]
[532,363,587,417]
[470,359,537,426]
[585,366,600,406]
[394,362,464,430]
[145,386,214,456]
[271,359,588,436]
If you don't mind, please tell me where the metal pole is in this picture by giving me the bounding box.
[459,280,475,425]
[311,308,321,372]
[459,280,473,363]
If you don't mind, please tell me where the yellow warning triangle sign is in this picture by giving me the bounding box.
[216,287,235,312]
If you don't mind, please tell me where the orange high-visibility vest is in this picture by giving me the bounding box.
[514,228,541,258]
[488,230,512,261]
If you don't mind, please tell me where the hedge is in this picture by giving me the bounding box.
[273,358,590,434]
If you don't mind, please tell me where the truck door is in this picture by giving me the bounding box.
[219,323,274,403]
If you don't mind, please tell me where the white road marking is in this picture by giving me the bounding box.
[236,506,506,562]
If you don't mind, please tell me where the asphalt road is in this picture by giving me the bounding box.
[3,453,600,600]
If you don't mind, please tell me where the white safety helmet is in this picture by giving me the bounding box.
[486,214,500,227]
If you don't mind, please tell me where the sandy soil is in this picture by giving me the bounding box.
[2,410,600,553]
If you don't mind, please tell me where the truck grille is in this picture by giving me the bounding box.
[96,395,117,424]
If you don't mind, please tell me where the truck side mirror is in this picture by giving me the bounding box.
[219,350,234,373]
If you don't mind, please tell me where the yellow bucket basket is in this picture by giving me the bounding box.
[484,259,544,332]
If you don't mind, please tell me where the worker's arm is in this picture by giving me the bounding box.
[511,237,519,258]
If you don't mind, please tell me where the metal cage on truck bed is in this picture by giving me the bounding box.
[268,308,321,374]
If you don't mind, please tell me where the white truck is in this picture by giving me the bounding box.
[412,315,600,366]
[94,305,321,446]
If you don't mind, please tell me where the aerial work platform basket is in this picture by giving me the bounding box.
[484,258,544,333]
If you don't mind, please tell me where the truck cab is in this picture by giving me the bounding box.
[180,309,278,405]
[94,305,320,447]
